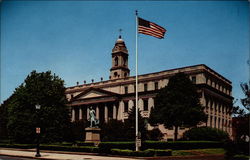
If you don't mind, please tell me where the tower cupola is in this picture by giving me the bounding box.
[110,35,130,80]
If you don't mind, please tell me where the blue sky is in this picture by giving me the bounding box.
[1,1,249,108]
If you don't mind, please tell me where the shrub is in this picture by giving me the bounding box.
[98,141,223,153]
[110,148,172,157]
[100,120,128,141]
[142,141,223,150]
[183,127,229,141]
[0,143,35,149]
[224,140,249,160]
[40,145,99,153]
[147,128,163,141]
[98,142,135,153]
[76,142,95,146]
[233,155,250,160]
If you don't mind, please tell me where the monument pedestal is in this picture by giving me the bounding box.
[85,127,101,143]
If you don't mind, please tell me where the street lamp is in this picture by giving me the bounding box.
[35,104,41,157]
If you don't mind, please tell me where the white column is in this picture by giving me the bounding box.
[96,106,99,119]
[71,108,75,122]
[79,107,82,120]
[148,98,154,112]
[118,101,124,121]
[138,98,143,111]
[207,99,211,127]
[105,105,108,122]
[113,104,117,119]
[87,107,90,120]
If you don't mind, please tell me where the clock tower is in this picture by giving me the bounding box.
[110,35,130,80]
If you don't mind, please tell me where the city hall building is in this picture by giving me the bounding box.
[65,36,233,140]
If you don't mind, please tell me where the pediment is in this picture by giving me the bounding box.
[78,90,107,99]
[72,87,120,101]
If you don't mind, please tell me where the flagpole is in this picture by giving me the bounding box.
[135,10,139,152]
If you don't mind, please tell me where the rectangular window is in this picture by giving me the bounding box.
[191,76,196,84]
[124,101,128,112]
[124,86,128,94]
[155,82,158,90]
[144,83,148,91]
[214,117,217,128]
[210,116,213,127]
[218,118,220,129]
[143,99,148,111]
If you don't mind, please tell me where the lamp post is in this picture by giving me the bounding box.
[35,104,41,157]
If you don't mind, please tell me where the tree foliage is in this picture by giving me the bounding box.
[101,119,127,141]
[124,106,148,141]
[5,71,71,143]
[183,127,229,141]
[240,81,250,111]
[149,72,207,141]
[101,106,148,141]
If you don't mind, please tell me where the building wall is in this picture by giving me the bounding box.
[66,64,233,140]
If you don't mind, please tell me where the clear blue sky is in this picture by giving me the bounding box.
[1,1,249,109]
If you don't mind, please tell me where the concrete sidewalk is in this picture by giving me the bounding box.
[0,148,137,160]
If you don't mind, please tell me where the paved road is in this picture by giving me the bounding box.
[0,155,38,160]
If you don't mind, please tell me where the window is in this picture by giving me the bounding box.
[143,99,148,111]
[144,83,148,91]
[124,73,127,77]
[114,72,118,77]
[191,76,196,84]
[134,84,136,92]
[124,86,128,94]
[123,58,127,66]
[218,118,220,129]
[115,57,118,66]
[210,116,213,127]
[214,117,217,128]
[124,101,128,112]
[155,82,158,90]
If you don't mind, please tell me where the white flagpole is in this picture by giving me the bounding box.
[135,10,139,151]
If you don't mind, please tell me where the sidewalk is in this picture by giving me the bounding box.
[0,148,225,160]
[0,148,137,160]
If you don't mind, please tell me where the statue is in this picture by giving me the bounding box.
[89,106,99,128]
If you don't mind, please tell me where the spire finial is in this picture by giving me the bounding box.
[119,29,122,39]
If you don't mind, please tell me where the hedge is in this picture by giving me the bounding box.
[99,141,223,153]
[76,142,95,147]
[142,141,224,150]
[98,142,135,153]
[0,143,35,149]
[111,148,172,157]
[40,145,99,153]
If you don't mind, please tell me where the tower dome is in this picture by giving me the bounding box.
[112,35,128,54]
[110,35,130,80]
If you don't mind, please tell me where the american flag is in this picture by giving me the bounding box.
[138,17,166,39]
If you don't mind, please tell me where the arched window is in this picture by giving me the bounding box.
[123,58,127,66]
[115,57,118,66]
[114,72,118,77]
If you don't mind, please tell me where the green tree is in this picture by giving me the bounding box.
[149,72,207,141]
[6,71,71,143]
[240,81,250,111]
[183,127,229,141]
[124,106,148,141]
[101,119,127,141]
